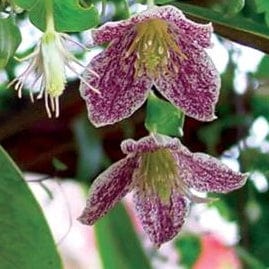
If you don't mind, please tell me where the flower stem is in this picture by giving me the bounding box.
[147,0,154,8]
[45,0,55,33]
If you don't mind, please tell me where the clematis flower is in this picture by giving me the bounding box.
[80,5,220,127]
[78,134,247,245]
[9,30,99,118]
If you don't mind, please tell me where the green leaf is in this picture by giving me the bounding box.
[211,0,245,16]
[175,234,201,269]
[95,203,152,269]
[0,146,62,269]
[173,2,269,54]
[13,0,99,32]
[0,17,21,69]
[254,55,269,79]
[254,0,269,26]
[110,0,130,20]
[145,93,185,137]
[73,115,106,182]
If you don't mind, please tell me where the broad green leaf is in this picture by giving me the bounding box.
[13,0,35,10]
[13,0,99,32]
[145,93,185,137]
[95,203,152,269]
[173,2,269,54]
[0,146,62,269]
[156,0,245,16]
[209,0,245,16]
[254,0,269,26]
[73,115,106,182]
[175,234,201,269]
[0,17,21,69]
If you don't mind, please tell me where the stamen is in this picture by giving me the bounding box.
[29,90,34,103]
[45,91,52,118]
[55,96,60,118]
[50,95,55,112]
[158,46,164,55]
[127,19,187,79]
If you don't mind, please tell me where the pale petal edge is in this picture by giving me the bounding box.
[121,134,180,154]
[175,144,248,193]
[78,156,137,225]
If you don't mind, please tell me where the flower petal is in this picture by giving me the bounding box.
[92,6,212,48]
[134,190,190,245]
[121,134,180,154]
[80,34,152,127]
[78,156,137,225]
[175,143,247,193]
[91,20,134,45]
[155,43,220,122]
[163,6,213,48]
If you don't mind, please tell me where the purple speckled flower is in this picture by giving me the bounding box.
[78,134,247,245]
[80,5,220,127]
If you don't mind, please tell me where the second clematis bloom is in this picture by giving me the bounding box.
[9,30,99,118]
[80,5,220,127]
[78,134,247,245]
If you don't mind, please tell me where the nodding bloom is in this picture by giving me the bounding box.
[78,134,247,245]
[9,31,99,118]
[80,5,220,127]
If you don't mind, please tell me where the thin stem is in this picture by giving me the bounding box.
[101,0,107,17]
[147,0,154,8]
[45,0,55,32]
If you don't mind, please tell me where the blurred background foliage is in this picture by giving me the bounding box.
[1,0,269,268]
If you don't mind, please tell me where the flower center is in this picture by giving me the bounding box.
[138,148,182,202]
[125,19,186,78]
[137,148,212,204]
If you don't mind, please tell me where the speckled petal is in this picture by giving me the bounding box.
[78,156,137,225]
[121,134,180,154]
[92,6,212,47]
[91,20,134,45]
[174,143,248,193]
[80,33,152,127]
[155,42,220,122]
[134,189,190,245]
[161,5,213,48]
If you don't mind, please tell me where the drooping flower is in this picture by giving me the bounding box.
[78,134,247,245]
[9,30,99,118]
[80,5,220,127]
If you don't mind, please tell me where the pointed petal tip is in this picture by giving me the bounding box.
[76,213,93,225]
[77,215,87,224]
[240,172,249,185]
